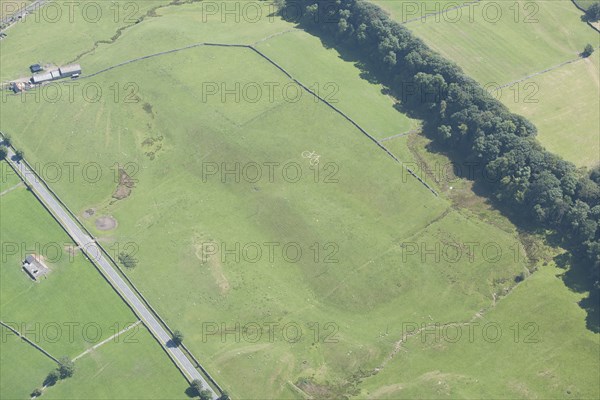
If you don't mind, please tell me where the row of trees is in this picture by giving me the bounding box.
[278,0,600,286]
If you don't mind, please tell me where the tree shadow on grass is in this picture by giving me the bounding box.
[277,14,600,333]
[556,252,600,333]
[43,376,57,388]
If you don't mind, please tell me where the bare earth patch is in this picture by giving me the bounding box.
[82,208,95,218]
[194,236,230,294]
[112,168,135,200]
[95,216,118,231]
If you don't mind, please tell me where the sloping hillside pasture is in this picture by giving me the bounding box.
[372,0,481,24]
[0,325,56,399]
[501,52,600,167]
[0,0,172,82]
[0,0,295,81]
[375,0,597,84]
[374,0,600,166]
[357,263,600,399]
[0,4,531,397]
[3,1,598,398]
[256,30,420,139]
[373,0,600,166]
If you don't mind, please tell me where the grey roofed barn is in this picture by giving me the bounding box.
[59,64,81,77]
[31,71,54,84]
[30,64,42,73]
[22,254,49,281]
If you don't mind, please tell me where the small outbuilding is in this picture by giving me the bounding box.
[22,254,49,281]
[10,81,25,93]
[30,64,42,73]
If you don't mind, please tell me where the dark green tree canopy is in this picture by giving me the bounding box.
[277,0,600,300]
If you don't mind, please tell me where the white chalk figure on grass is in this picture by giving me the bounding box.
[302,150,320,166]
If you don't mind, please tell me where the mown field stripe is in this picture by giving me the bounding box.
[402,0,482,25]
[492,53,597,91]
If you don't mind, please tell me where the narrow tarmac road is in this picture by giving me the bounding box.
[3,147,218,399]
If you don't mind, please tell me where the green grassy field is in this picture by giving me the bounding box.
[0,178,135,357]
[0,163,189,398]
[574,0,598,10]
[501,52,600,167]
[0,0,172,82]
[0,326,56,399]
[0,1,598,398]
[42,327,187,400]
[356,262,600,399]
[375,0,597,84]
[373,0,600,167]
[0,162,22,190]
[0,0,294,82]
[0,0,33,20]
[256,30,420,139]
[0,3,533,397]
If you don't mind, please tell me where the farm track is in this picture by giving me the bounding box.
[81,42,439,196]
[0,181,24,196]
[71,320,142,362]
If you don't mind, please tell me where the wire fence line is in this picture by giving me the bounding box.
[491,49,600,92]
[379,129,421,142]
